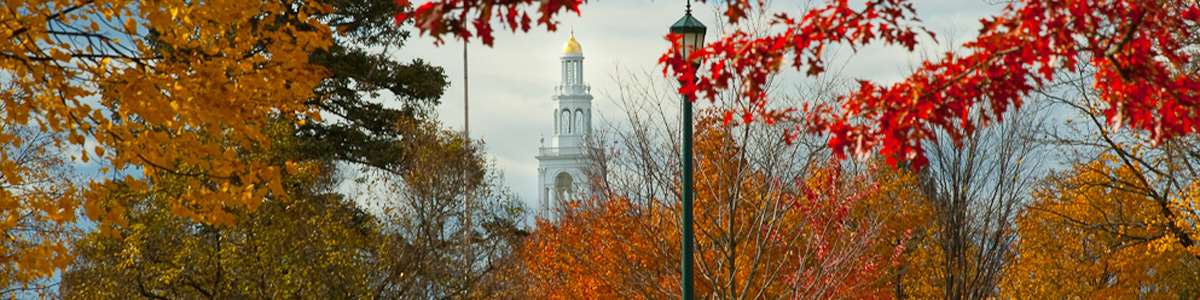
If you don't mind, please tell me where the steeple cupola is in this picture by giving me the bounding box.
[537,30,595,218]
[557,29,589,97]
[562,30,583,53]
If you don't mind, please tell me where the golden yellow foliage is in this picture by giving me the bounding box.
[1001,155,1200,299]
[0,119,80,294]
[1,0,331,284]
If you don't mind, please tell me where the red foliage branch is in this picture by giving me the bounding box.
[401,0,1200,169]
[395,0,585,45]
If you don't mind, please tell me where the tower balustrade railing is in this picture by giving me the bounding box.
[538,146,586,157]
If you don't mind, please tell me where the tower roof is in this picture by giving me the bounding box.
[562,30,582,54]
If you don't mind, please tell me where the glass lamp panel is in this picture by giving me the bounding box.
[682,32,706,60]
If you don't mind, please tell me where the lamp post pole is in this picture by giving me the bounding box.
[670,4,705,300]
[681,89,696,300]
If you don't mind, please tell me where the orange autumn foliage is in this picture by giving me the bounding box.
[522,196,678,299]
[519,114,920,299]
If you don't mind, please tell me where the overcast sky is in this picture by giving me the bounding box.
[391,0,1006,211]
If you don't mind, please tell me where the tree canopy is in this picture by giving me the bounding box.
[2,0,467,289]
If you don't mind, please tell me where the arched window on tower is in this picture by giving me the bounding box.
[553,108,559,134]
[561,110,571,134]
[575,109,584,135]
[554,172,574,203]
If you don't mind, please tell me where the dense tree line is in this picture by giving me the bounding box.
[2,0,1199,299]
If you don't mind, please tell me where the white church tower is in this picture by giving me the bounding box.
[536,31,592,218]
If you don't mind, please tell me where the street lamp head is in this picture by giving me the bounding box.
[669,7,706,59]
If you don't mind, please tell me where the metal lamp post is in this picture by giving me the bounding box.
[670,4,705,300]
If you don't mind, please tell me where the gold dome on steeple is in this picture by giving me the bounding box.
[562,29,582,53]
